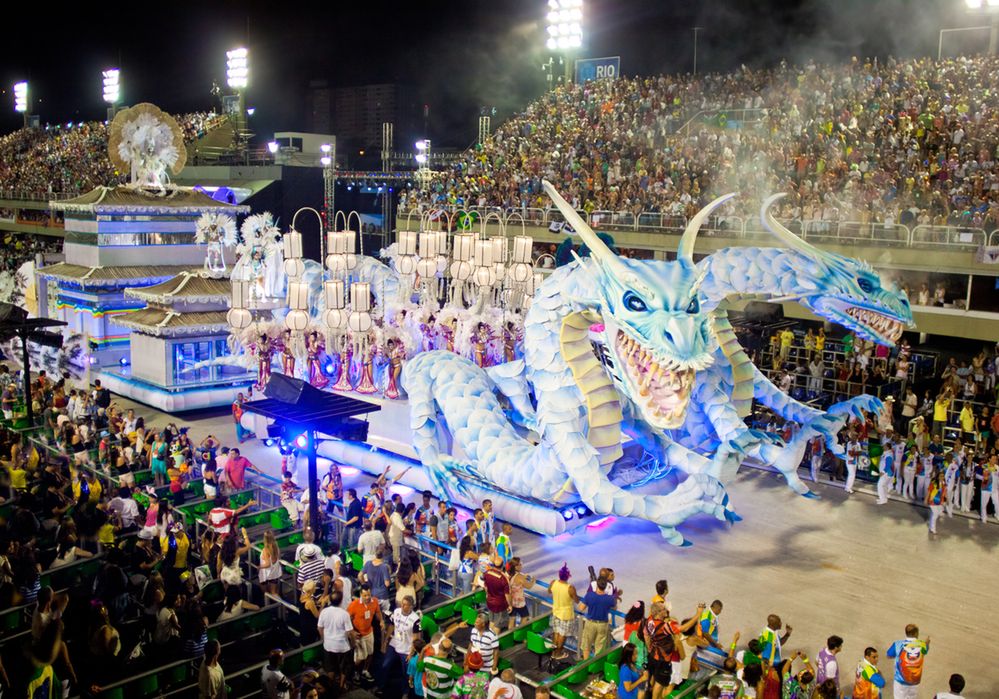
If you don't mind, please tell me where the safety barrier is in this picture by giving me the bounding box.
[400,206,999,253]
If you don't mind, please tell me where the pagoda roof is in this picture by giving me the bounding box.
[114,309,230,337]
[50,185,251,215]
[37,262,195,288]
[124,272,231,306]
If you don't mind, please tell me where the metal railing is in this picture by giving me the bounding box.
[398,205,999,254]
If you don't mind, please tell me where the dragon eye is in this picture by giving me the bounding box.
[623,292,648,312]
[686,296,700,314]
[857,277,876,293]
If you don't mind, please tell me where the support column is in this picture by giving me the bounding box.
[307,429,320,542]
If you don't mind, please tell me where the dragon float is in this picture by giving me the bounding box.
[399,183,913,544]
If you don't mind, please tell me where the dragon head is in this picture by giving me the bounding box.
[762,195,914,346]
[543,181,730,429]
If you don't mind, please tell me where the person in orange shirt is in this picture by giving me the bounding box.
[347,583,383,682]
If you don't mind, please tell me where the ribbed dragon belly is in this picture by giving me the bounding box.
[711,309,754,418]
[559,310,623,468]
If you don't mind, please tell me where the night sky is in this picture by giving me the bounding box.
[0,0,983,147]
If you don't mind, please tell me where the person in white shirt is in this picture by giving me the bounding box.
[382,595,422,691]
[356,520,384,565]
[933,672,965,698]
[844,435,861,494]
[261,649,294,699]
[316,590,355,691]
[488,668,525,699]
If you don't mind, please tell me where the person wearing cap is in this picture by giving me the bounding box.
[160,522,191,590]
[132,525,164,576]
[453,650,490,697]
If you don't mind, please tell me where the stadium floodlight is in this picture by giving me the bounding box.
[226,47,249,89]
[102,69,120,104]
[246,107,255,116]
[267,141,279,154]
[320,156,332,167]
[415,140,428,151]
[545,0,583,51]
[415,153,428,164]
[320,143,332,154]
[13,82,27,113]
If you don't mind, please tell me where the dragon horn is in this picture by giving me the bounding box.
[677,193,738,262]
[761,193,832,262]
[542,180,629,279]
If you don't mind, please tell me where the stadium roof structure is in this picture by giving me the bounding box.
[36,263,196,288]
[49,185,251,215]
[124,272,231,306]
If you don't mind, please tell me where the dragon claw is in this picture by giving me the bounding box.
[725,509,742,523]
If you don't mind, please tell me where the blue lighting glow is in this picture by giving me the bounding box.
[561,508,575,521]
[575,504,589,517]
[264,438,275,447]
[295,434,308,449]
[119,357,129,366]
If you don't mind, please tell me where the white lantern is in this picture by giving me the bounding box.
[436,254,448,275]
[285,257,306,279]
[398,231,418,256]
[226,307,252,330]
[325,254,345,275]
[434,230,448,256]
[283,230,303,259]
[323,308,347,330]
[231,281,251,309]
[350,282,371,312]
[491,237,507,263]
[326,231,344,255]
[493,262,506,282]
[452,233,474,262]
[285,309,310,332]
[473,265,495,287]
[512,235,533,264]
[397,255,417,275]
[345,231,357,254]
[348,311,373,333]
[417,257,438,279]
[533,272,544,292]
[509,262,532,283]
[450,260,473,281]
[325,280,345,309]
[419,232,438,258]
[474,239,494,267]
[288,281,310,311]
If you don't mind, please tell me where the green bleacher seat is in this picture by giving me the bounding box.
[498,633,516,650]
[0,609,20,632]
[471,590,486,605]
[98,688,125,699]
[460,603,478,626]
[136,673,159,696]
[525,631,554,670]
[604,661,620,684]
[531,616,550,633]
[605,647,622,664]
[565,665,589,684]
[432,603,455,621]
[421,615,439,637]
[350,551,363,573]
[302,645,322,666]
[164,662,189,687]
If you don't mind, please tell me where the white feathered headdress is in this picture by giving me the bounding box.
[195,213,238,247]
[240,212,277,248]
[108,103,186,187]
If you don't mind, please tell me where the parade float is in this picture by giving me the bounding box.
[35,103,251,408]
[227,177,913,541]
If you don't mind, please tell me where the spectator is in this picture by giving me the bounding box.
[578,576,616,659]
[453,650,490,698]
[852,646,886,698]
[261,649,294,699]
[197,639,226,699]
[934,673,966,699]
[617,642,648,699]
[347,583,381,683]
[886,624,930,699]
[469,612,499,676]
[316,590,354,691]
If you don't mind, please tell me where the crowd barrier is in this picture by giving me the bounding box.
[399,206,992,251]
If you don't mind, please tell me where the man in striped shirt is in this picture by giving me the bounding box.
[295,543,325,588]
[469,612,499,675]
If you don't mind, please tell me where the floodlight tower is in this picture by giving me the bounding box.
[965,0,999,53]
[102,68,120,121]
[13,81,29,128]
[226,47,249,136]
[415,139,431,192]
[545,0,583,84]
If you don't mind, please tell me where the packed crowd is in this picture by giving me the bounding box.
[0,111,223,195]
[404,54,999,232]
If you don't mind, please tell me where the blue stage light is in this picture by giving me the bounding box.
[561,508,575,521]
[324,362,335,376]
[295,434,308,449]
[263,438,275,447]
[575,504,589,517]
[119,357,129,366]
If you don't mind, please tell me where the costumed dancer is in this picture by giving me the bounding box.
[384,339,405,399]
[502,321,521,363]
[281,329,296,377]
[355,343,378,394]
[307,331,329,389]
[473,322,492,368]
[332,343,354,391]
[255,334,273,391]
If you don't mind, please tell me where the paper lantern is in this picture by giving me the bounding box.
[434,230,448,256]
[284,257,306,279]
[512,235,533,264]
[350,282,371,312]
[323,309,347,330]
[345,231,357,254]
[509,261,532,283]
[493,262,506,282]
[473,265,495,287]
[231,281,251,309]
[285,309,309,332]
[288,281,310,311]
[283,230,303,259]
[348,311,373,333]
[450,260,473,281]
[452,233,474,262]
[417,257,438,279]
[398,231,418,256]
[419,232,438,258]
[397,255,417,275]
[328,231,347,255]
[474,239,494,267]
[226,307,252,330]
[325,280,345,309]
[436,254,448,275]
[491,237,507,263]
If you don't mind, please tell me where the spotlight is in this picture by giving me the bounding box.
[415,154,427,164]
[575,504,589,517]
[415,140,428,151]
[561,508,575,521]
[226,47,249,89]
[246,107,255,116]
[119,357,129,366]
[295,434,308,449]
[13,81,27,113]
[324,362,335,376]
[267,141,279,154]
[264,438,275,447]
[320,143,332,154]
[320,156,332,166]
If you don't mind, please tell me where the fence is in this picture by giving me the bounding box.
[399,206,999,252]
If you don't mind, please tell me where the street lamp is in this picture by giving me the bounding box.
[545,0,582,82]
